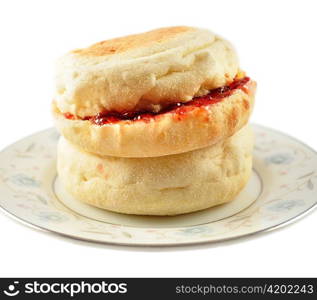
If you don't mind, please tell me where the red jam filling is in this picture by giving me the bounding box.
[64,77,250,125]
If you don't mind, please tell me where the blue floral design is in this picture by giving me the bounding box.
[266,153,293,165]
[11,174,40,187]
[266,199,304,212]
[178,226,213,236]
[37,211,67,223]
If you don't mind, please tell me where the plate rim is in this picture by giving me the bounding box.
[0,123,317,247]
[1,198,316,247]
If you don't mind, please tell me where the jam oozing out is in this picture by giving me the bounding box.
[64,77,250,125]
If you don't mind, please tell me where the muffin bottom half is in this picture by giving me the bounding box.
[57,126,253,216]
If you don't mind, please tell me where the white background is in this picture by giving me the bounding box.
[0,0,316,277]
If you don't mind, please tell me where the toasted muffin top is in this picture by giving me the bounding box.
[55,26,239,117]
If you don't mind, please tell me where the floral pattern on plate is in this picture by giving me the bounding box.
[0,125,317,246]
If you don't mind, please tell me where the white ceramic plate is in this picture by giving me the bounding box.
[0,124,316,246]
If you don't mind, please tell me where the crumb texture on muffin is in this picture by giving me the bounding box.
[54,26,239,117]
[53,79,255,157]
[57,126,253,215]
